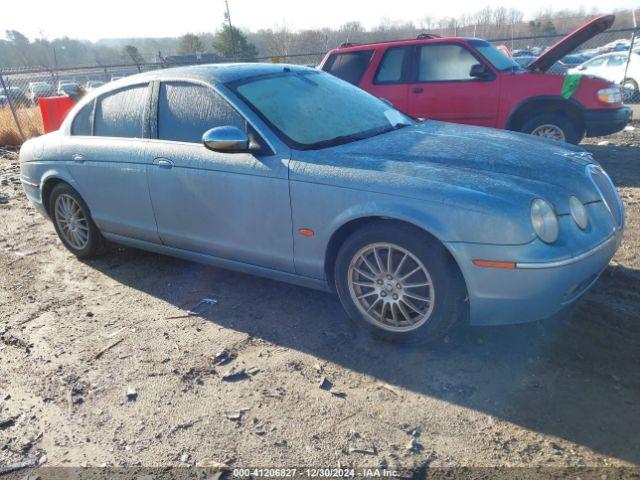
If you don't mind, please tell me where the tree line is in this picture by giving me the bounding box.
[1,7,636,70]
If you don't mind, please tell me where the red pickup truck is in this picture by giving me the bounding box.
[320,15,631,144]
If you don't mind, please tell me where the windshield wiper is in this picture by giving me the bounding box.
[302,123,411,150]
[302,132,371,150]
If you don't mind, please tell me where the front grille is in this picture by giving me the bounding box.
[588,165,624,227]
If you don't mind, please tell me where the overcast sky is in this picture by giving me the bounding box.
[2,0,639,41]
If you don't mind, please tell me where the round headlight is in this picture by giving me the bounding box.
[569,196,588,230]
[531,199,559,243]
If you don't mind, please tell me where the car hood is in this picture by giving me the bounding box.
[292,121,600,214]
[528,14,615,72]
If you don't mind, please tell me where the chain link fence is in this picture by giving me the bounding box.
[1,27,638,146]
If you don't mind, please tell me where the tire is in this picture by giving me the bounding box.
[622,78,638,104]
[521,113,583,145]
[49,183,103,259]
[334,222,465,345]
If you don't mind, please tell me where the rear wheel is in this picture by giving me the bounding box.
[521,113,583,145]
[50,183,103,259]
[334,222,465,344]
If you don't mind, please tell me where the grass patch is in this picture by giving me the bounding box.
[0,106,44,147]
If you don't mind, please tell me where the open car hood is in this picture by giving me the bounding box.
[527,14,615,72]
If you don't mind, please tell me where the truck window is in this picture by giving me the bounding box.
[375,47,409,83]
[418,44,480,82]
[323,50,374,85]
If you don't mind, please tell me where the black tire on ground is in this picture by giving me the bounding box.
[622,78,639,104]
[49,183,104,259]
[520,112,584,145]
[334,221,466,345]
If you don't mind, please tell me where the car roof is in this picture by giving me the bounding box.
[110,63,313,88]
[328,36,477,53]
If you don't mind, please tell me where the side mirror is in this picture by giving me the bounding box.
[202,126,249,153]
[469,63,490,79]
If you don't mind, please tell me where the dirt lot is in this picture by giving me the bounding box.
[0,125,639,476]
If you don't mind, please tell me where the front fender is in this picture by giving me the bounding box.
[290,179,534,280]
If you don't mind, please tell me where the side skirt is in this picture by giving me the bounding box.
[101,232,332,293]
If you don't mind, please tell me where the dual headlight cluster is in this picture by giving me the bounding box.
[530,197,588,243]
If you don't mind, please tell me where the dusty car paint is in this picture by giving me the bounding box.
[19,64,624,326]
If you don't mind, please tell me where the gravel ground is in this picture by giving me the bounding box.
[0,125,639,476]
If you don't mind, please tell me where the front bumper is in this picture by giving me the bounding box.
[583,106,632,137]
[446,230,622,326]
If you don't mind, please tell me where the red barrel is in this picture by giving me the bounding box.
[38,96,76,133]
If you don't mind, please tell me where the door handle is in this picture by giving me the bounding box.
[71,153,85,162]
[412,87,424,94]
[156,158,174,169]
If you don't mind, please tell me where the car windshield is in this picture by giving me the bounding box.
[469,39,522,71]
[230,69,414,150]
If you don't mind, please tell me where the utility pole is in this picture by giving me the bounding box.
[224,0,238,60]
[622,9,637,101]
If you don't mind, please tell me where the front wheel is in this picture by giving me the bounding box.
[521,113,583,145]
[334,222,465,344]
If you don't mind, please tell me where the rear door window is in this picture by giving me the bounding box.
[585,57,606,68]
[94,84,149,138]
[374,47,409,83]
[607,55,626,67]
[157,81,245,143]
[322,50,374,85]
[417,44,480,82]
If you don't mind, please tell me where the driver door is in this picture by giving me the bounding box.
[405,43,499,127]
[145,80,294,272]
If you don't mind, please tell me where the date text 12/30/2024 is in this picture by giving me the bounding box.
[232,468,402,478]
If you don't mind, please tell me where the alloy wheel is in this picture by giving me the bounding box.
[347,242,435,332]
[530,124,566,142]
[54,193,90,250]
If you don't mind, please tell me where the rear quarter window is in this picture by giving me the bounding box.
[323,50,374,85]
[71,100,94,136]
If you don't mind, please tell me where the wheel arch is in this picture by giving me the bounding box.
[323,215,467,299]
[40,172,77,217]
[505,96,585,134]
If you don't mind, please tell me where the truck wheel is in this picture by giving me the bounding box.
[334,222,465,345]
[622,78,638,103]
[521,113,583,145]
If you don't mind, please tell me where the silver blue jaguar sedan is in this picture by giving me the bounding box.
[19,64,624,343]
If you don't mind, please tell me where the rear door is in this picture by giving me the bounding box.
[62,83,160,243]
[364,46,411,111]
[405,42,500,127]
